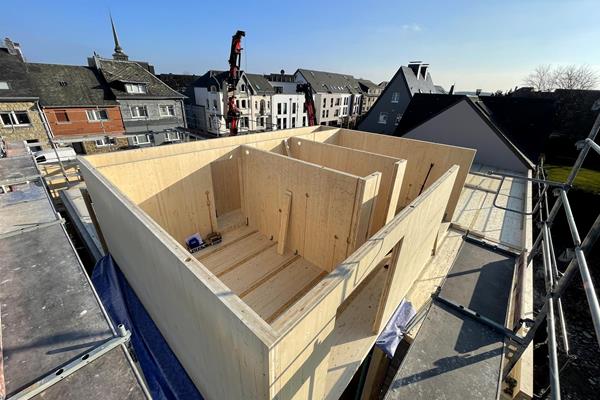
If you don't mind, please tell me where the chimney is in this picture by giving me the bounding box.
[408,61,421,78]
[4,37,25,62]
[419,64,429,80]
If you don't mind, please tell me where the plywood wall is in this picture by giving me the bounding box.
[287,138,405,235]
[268,165,459,400]
[239,145,379,271]
[96,148,240,245]
[210,149,242,216]
[322,129,474,221]
[80,159,275,400]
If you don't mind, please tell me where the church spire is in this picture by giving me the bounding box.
[110,13,129,61]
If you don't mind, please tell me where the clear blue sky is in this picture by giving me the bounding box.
[3,0,600,92]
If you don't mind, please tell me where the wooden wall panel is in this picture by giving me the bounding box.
[210,148,241,216]
[80,159,274,400]
[287,138,405,235]
[270,166,459,400]
[324,129,474,221]
[240,146,371,271]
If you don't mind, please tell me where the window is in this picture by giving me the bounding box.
[240,84,246,92]
[330,98,334,107]
[322,110,326,118]
[378,112,388,124]
[323,98,326,107]
[302,116,306,126]
[236,100,240,108]
[277,118,282,129]
[391,92,400,103]
[283,118,287,129]
[303,103,307,113]
[257,117,264,127]
[132,134,151,145]
[395,114,402,126]
[335,98,340,106]
[292,117,296,128]
[0,81,9,90]
[125,83,147,94]
[277,103,282,114]
[241,100,246,108]
[255,101,258,109]
[130,106,148,118]
[334,109,339,117]
[55,110,69,123]
[213,99,218,109]
[165,131,181,141]
[326,110,329,118]
[1,111,31,126]
[95,138,111,147]
[86,109,109,121]
[206,99,210,108]
[292,102,296,114]
[159,105,175,117]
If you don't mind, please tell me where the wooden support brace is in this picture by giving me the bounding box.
[80,187,109,254]
[277,190,292,255]
[282,139,291,156]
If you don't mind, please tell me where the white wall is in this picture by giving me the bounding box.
[403,99,529,172]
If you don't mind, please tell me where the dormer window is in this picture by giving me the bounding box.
[0,81,9,89]
[125,83,147,94]
[210,85,217,93]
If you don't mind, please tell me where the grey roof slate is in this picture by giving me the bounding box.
[245,73,275,95]
[0,48,38,100]
[296,68,362,94]
[27,63,117,107]
[95,58,184,99]
[193,70,228,89]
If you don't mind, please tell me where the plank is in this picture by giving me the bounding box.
[278,191,292,254]
[200,231,274,275]
[241,258,327,323]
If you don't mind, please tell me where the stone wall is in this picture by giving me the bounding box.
[82,137,129,154]
[0,101,49,148]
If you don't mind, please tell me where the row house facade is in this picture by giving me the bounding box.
[294,69,364,128]
[28,62,128,154]
[266,73,308,130]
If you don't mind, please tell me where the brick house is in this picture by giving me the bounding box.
[0,39,49,151]
[28,63,127,154]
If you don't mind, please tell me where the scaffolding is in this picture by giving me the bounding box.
[475,111,600,400]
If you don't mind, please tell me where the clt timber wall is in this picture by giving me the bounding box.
[80,126,473,400]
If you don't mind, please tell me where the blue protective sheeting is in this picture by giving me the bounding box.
[92,255,203,400]
[375,299,416,358]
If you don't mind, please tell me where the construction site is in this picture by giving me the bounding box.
[1,11,600,399]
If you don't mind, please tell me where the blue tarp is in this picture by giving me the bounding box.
[92,255,203,400]
[375,299,416,358]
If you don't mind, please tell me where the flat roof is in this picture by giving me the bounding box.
[0,151,147,398]
[385,164,532,399]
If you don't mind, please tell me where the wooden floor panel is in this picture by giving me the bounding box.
[197,225,329,324]
[198,231,272,275]
[242,258,327,323]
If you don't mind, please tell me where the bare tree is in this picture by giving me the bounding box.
[554,65,599,90]
[524,64,555,91]
[524,64,599,91]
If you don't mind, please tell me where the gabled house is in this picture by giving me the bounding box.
[88,18,187,146]
[294,69,363,127]
[395,93,555,172]
[357,79,382,114]
[264,72,307,130]
[28,62,127,154]
[358,61,438,134]
[0,38,49,151]
[157,73,201,129]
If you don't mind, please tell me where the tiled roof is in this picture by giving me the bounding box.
[28,63,117,107]
[0,48,37,100]
[95,58,184,99]
[296,69,362,94]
